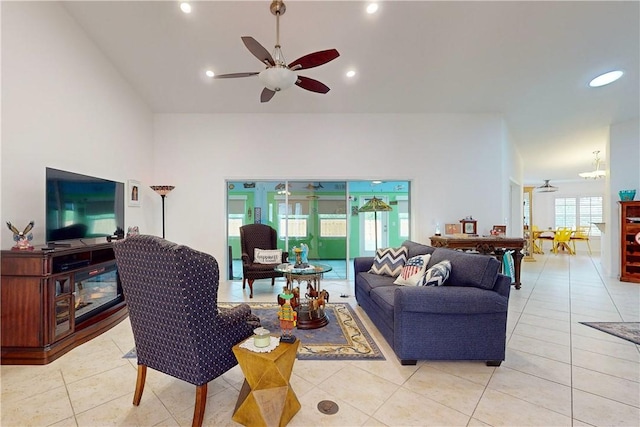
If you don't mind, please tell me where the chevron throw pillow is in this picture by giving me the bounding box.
[369,246,408,277]
[421,260,452,286]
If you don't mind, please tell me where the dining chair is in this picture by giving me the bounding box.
[113,235,259,427]
[552,227,574,254]
[533,225,553,254]
[571,225,592,254]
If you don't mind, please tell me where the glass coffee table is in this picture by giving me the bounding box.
[275,263,332,329]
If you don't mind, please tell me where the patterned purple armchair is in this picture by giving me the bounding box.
[239,224,288,298]
[113,235,259,427]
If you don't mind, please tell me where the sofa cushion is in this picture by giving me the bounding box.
[394,254,431,286]
[369,246,408,277]
[369,286,398,331]
[420,260,451,286]
[428,248,499,290]
[402,240,436,258]
[356,272,397,297]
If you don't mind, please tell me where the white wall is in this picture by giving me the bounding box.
[1,2,155,249]
[603,118,640,277]
[154,113,511,264]
[502,121,524,236]
[1,2,521,266]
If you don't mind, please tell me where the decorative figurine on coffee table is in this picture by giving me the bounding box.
[292,246,308,268]
[277,290,298,343]
[6,221,35,250]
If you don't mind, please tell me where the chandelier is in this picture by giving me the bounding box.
[578,151,606,179]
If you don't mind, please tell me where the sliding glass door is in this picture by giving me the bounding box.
[227,180,410,280]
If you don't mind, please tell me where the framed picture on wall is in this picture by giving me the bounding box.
[128,180,141,207]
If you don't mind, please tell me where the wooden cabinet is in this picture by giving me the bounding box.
[1,243,128,364]
[620,201,640,283]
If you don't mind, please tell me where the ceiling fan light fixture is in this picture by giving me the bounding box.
[536,179,559,193]
[259,66,297,91]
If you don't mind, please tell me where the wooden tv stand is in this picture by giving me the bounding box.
[1,242,128,365]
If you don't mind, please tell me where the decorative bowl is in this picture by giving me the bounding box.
[619,190,636,201]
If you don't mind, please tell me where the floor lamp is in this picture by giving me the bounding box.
[358,196,393,252]
[150,185,175,239]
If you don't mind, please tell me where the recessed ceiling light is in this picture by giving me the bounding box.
[589,70,623,87]
[346,70,356,78]
[180,2,192,14]
[366,3,379,14]
[205,70,215,78]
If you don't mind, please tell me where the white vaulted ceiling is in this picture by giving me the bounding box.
[61,1,639,182]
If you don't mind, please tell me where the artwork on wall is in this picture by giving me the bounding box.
[128,180,141,207]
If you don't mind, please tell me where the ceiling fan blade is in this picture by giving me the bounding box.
[289,49,339,71]
[261,87,276,103]
[241,36,275,66]
[214,72,259,79]
[295,76,330,94]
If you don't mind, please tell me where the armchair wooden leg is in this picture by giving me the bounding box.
[271,277,275,287]
[133,365,147,406]
[192,384,207,427]
[247,279,254,298]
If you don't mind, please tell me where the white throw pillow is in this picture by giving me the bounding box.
[394,254,431,286]
[254,248,282,264]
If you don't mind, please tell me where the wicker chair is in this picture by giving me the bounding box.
[239,224,288,298]
[113,235,259,427]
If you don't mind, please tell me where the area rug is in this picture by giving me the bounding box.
[580,322,640,345]
[123,302,384,361]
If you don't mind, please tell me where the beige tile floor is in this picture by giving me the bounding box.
[2,252,639,426]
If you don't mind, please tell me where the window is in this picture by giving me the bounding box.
[318,199,347,237]
[554,196,602,236]
[319,215,346,237]
[280,217,307,237]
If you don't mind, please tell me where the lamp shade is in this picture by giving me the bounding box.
[358,196,393,212]
[150,185,175,196]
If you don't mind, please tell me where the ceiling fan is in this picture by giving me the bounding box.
[215,0,340,103]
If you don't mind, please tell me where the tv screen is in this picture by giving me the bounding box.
[46,168,125,242]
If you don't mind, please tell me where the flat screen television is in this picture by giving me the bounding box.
[46,168,125,243]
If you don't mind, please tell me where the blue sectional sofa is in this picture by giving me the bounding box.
[354,240,511,366]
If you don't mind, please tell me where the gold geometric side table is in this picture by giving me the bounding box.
[232,339,300,427]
